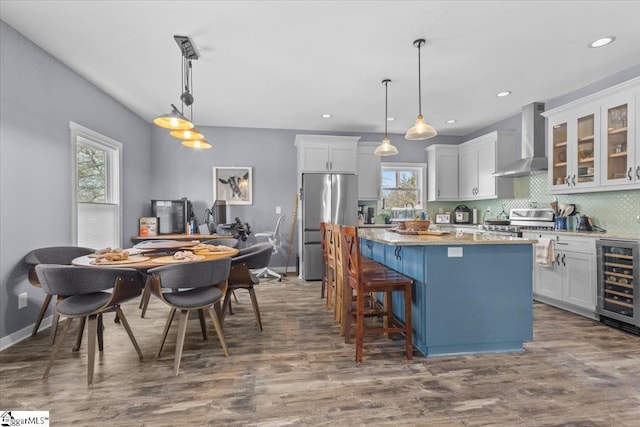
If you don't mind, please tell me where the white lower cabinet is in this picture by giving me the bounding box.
[524,232,597,319]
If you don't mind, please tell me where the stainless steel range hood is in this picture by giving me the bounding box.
[492,102,547,177]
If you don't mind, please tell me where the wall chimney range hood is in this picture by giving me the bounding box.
[492,102,547,177]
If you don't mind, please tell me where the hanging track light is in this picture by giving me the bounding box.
[374,79,399,156]
[405,38,437,140]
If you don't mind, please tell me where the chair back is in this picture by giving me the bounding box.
[332,223,344,282]
[25,246,95,285]
[25,246,95,266]
[35,265,139,297]
[341,225,362,292]
[326,224,336,267]
[231,242,273,269]
[148,258,231,290]
[202,238,239,248]
[319,222,329,263]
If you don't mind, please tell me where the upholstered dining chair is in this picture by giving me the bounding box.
[222,242,273,331]
[35,265,143,385]
[24,246,95,343]
[201,237,239,248]
[147,258,231,376]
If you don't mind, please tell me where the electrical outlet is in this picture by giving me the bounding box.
[18,292,28,309]
[276,206,281,214]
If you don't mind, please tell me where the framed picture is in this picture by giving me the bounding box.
[213,166,253,205]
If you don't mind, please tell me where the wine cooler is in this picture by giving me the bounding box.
[596,239,640,335]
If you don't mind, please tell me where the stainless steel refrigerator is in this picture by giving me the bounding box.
[302,173,357,280]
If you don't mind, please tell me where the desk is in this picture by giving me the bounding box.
[130,234,233,244]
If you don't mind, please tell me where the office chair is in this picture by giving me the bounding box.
[253,215,285,281]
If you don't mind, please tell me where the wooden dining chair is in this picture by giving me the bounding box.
[147,258,231,376]
[341,225,413,363]
[325,224,337,311]
[35,265,143,385]
[319,222,329,299]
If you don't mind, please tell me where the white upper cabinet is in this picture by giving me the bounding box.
[295,135,360,173]
[426,145,458,201]
[356,142,381,200]
[544,77,640,193]
[457,130,516,200]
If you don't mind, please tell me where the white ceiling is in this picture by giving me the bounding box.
[2,1,640,137]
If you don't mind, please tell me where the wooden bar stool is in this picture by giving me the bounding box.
[325,224,337,311]
[341,225,413,363]
[319,222,329,299]
[331,223,345,331]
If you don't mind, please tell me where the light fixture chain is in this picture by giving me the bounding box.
[384,80,388,137]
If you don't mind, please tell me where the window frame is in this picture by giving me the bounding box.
[70,122,123,248]
[380,162,427,209]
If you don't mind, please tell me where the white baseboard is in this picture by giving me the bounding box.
[0,316,52,352]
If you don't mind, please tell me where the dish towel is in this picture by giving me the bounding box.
[534,238,554,267]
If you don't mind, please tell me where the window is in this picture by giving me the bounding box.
[380,163,426,209]
[71,122,122,249]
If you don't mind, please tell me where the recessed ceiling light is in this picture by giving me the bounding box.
[446,119,457,124]
[321,114,332,118]
[589,36,616,48]
[496,91,512,97]
[387,117,396,121]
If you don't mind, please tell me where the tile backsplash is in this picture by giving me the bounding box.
[427,173,640,234]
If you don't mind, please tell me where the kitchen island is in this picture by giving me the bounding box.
[358,228,536,357]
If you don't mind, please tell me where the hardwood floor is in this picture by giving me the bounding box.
[1,276,639,426]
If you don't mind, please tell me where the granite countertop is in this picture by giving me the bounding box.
[358,228,536,246]
[522,229,640,241]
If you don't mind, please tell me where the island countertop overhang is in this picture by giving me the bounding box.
[358,228,536,246]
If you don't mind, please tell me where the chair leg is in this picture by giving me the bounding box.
[116,306,143,360]
[43,317,72,379]
[97,314,104,352]
[31,294,53,337]
[355,289,365,363]
[87,315,98,385]
[72,317,86,352]
[140,285,151,318]
[248,287,263,331]
[384,291,393,339]
[221,289,233,324]
[198,309,208,340]
[207,307,229,357]
[49,311,60,345]
[173,310,190,376]
[157,308,176,357]
[404,285,413,361]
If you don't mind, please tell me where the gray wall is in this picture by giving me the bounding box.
[0,21,153,341]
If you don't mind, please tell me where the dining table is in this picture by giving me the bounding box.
[71,242,240,318]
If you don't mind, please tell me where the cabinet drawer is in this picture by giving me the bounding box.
[527,232,596,254]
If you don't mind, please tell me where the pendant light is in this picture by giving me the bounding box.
[405,39,437,140]
[374,79,398,156]
[153,103,193,130]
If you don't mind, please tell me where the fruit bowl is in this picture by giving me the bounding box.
[403,220,431,231]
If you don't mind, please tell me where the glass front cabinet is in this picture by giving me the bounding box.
[545,78,639,194]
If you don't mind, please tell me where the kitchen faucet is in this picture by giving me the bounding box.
[405,202,415,208]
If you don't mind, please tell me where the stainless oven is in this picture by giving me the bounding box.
[597,239,640,335]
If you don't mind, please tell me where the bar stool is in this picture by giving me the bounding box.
[319,222,329,299]
[331,223,345,331]
[325,224,337,311]
[341,225,413,363]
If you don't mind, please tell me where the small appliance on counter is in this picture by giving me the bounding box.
[151,198,192,234]
[454,205,472,224]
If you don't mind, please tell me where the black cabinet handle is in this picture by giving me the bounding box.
[571,175,576,186]
[628,167,633,180]
[556,253,560,266]
[566,176,571,187]
[636,166,640,180]
[561,254,566,266]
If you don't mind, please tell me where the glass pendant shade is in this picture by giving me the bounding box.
[170,127,204,140]
[181,139,212,149]
[374,137,398,156]
[153,104,193,130]
[405,114,437,140]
